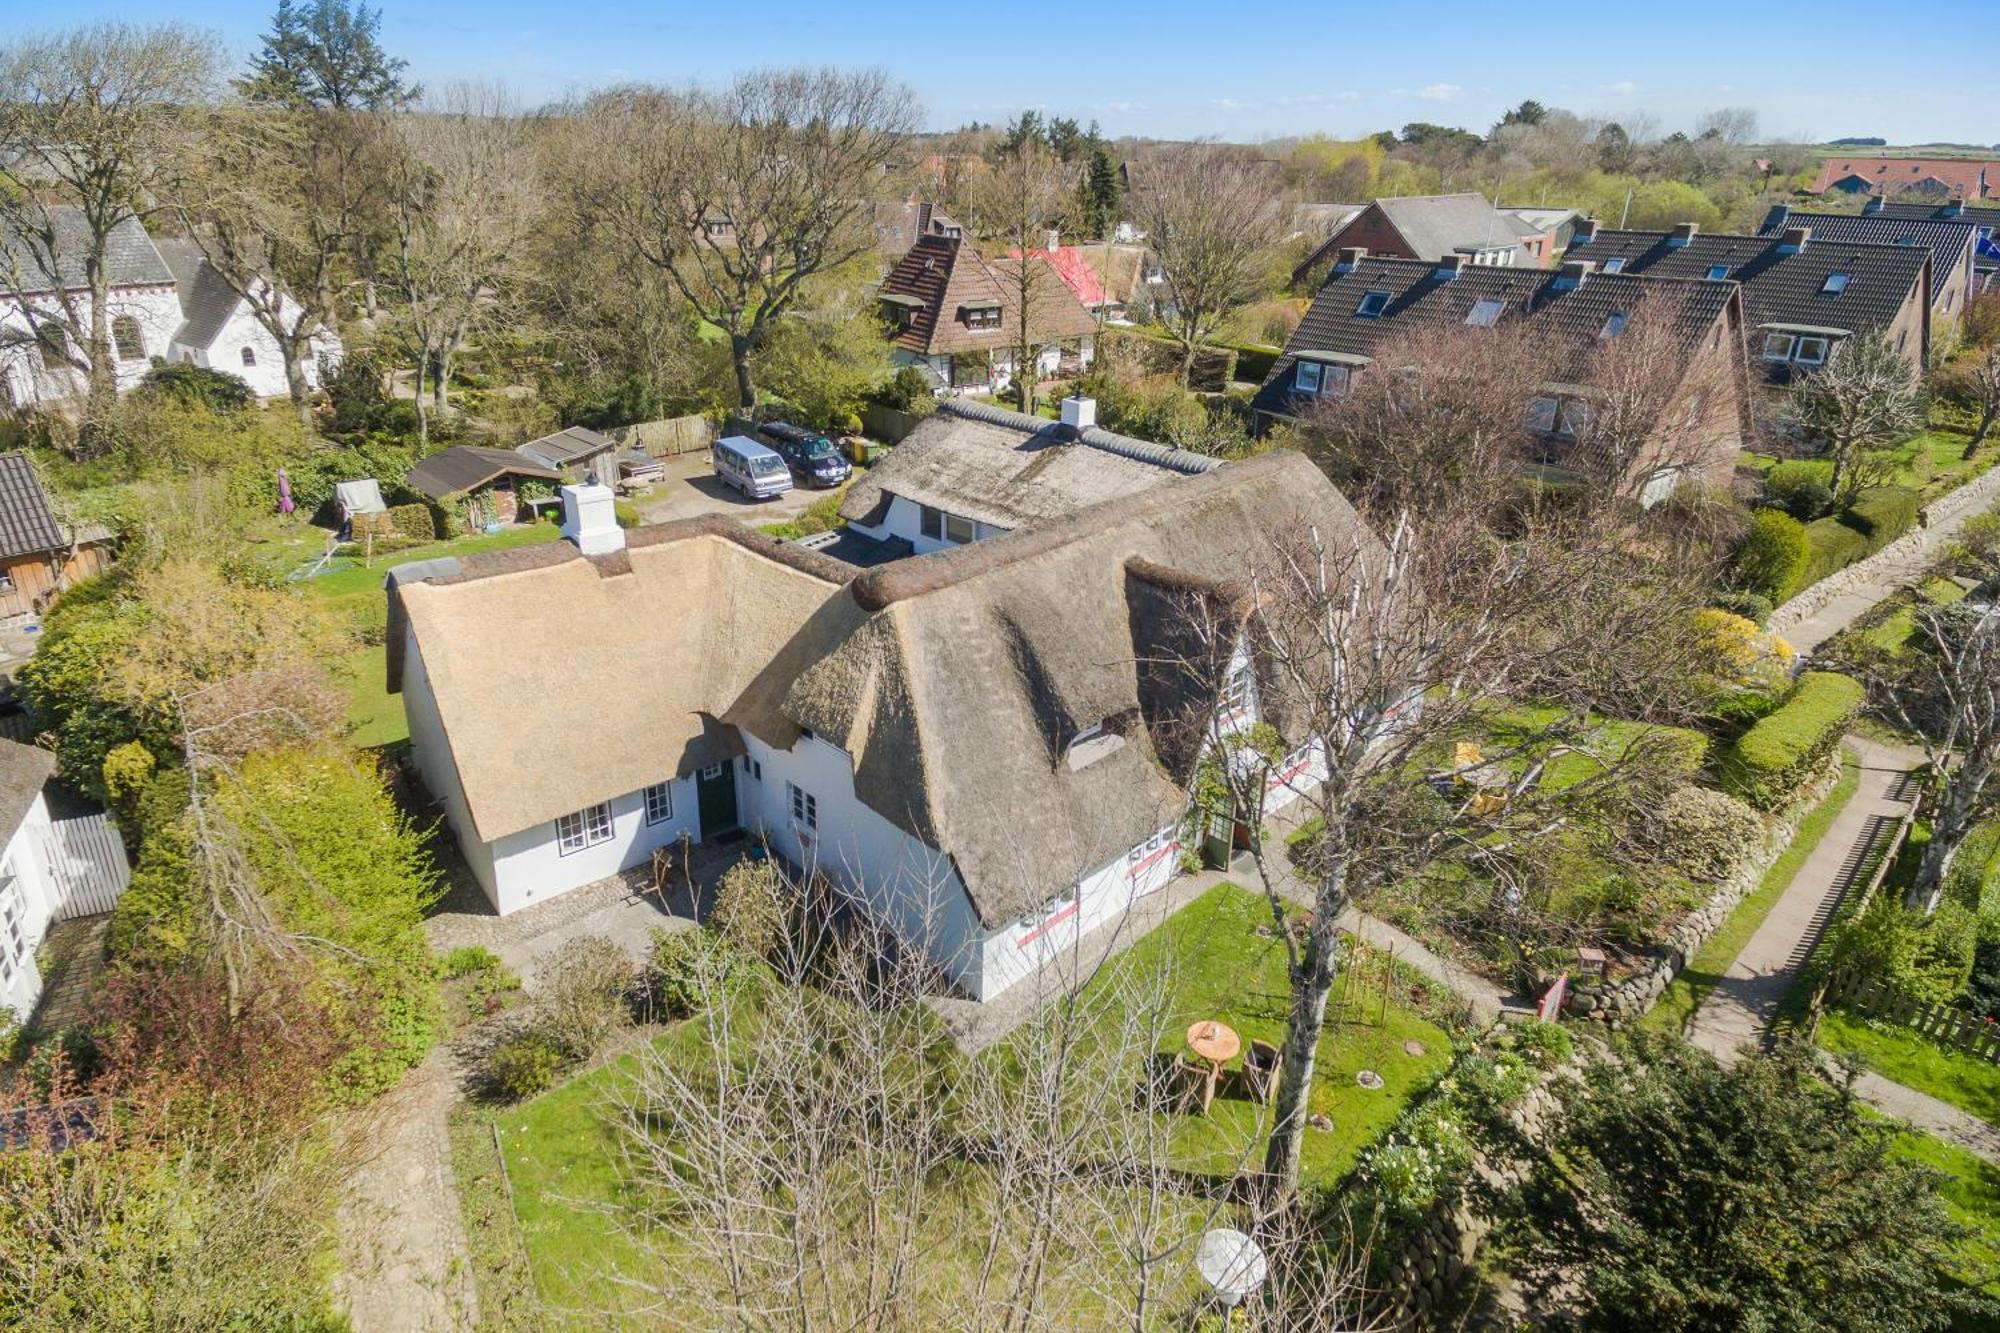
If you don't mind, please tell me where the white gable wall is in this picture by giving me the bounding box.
[1,792,61,1021]
[0,284,183,408]
[848,493,1010,555]
[171,284,339,402]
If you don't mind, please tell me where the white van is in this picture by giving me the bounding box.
[712,435,795,501]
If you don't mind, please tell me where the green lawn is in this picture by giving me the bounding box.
[1742,429,1988,500]
[1864,577,1972,653]
[1884,1122,2000,1326]
[1642,747,1861,1036]
[1820,1007,2000,1126]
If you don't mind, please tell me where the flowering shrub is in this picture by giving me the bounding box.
[1354,1102,1475,1226]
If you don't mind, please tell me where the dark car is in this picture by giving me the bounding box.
[760,421,852,489]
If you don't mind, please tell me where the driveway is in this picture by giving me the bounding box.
[632,453,842,526]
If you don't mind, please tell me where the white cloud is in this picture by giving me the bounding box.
[1417,83,1464,102]
[1096,100,1147,113]
[1337,90,1361,102]
[1601,80,1638,96]
[1210,97,1247,111]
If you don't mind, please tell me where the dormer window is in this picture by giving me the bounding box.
[1601,257,1627,273]
[1793,336,1830,366]
[1465,298,1505,327]
[1295,360,1322,394]
[1064,721,1126,771]
[1821,272,1851,295]
[1354,290,1390,318]
[960,303,1001,330]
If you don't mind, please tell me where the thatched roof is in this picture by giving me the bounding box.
[0,737,53,837]
[841,400,1219,532]
[391,518,861,843]
[795,450,1377,929]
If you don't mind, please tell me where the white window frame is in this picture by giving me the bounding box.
[1793,336,1830,366]
[1821,272,1850,295]
[1600,310,1628,339]
[1601,257,1627,273]
[111,315,145,362]
[644,782,674,826]
[1762,332,1796,361]
[1465,298,1505,327]
[1354,290,1390,318]
[786,781,818,833]
[556,802,614,855]
[1294,360,1322,394]
[1525,396,1559,434]
[1706,264,1730,280]
[1558,399,1594,439]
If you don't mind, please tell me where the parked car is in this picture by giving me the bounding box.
[759,421,852,489]
[712,436,794,500]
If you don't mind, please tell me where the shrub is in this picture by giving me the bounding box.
[438,944,503,979]
[1722,671,1865,808]
[489,1032,564,1100]
[137,362,254,412]
[643,926,740,1020]
[1644,785,1766,882]
[1802,515,1870,588]
[1732,510,1809,602]
[1842,485,1921,548]
[1709,589,1774,626]
[387,502,436,543]
[1505,1019,1572,1071]
[1354,1100,1474,1227]
[711,858,790,960]
[613,498,641,529]
[529,936,633,1062]
[873,366,936,417]
[1764,459,1834,520]
[1831,897,1979,1007]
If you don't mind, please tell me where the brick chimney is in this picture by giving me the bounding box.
[1333,245,1367,274]
[1776,226,1811,255]
[1551,259,1594,292]
[1668,222,1699,248]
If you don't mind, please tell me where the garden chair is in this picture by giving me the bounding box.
[1171,1053,1218,1115]
[1242,1039,1283,1105]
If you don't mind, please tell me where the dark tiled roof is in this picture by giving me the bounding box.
[152,237,241,351]
[1252,259,1735,417]
[878,234,1095,357]
[1563,229,1928,342]
[0,207,174,295]
[515,426,618,471]
[0,453,67,560]
[0,736,54,838]
[1756,207,1975,286]
[1861,200,2000,227]
[404,446,561,501]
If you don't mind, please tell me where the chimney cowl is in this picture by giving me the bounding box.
[1060,395,1098,433]
[561,483,625,557]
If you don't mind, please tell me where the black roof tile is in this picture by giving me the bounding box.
[1757,207,1976,284]
[0,453,67,561]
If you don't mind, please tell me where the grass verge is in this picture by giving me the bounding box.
[1889,1126,2000,1330]
[1820,1007,2000,1126]
[1640,746,1860,1036]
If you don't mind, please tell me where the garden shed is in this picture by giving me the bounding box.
[404,447,561,533]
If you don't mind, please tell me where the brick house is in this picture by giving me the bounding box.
[878,234,1098,396]
[1290,193,1548,288]
[1760,203,1979,340]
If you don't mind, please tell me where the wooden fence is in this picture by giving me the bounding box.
[611,415,714,458]
[861,404,924,444]
[37,813,132,921]
[1821,969,2000,1063]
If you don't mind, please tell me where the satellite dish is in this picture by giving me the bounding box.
[1196,1227,1268,1307]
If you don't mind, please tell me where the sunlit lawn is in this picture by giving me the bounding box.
[1820,1008,2000,1126]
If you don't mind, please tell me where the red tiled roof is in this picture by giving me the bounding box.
[1006,243,1109,308]
[1812,157,1998,198]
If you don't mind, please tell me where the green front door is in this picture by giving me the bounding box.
[696,763,737,838]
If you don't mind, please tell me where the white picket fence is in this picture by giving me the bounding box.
[37,813,131,921]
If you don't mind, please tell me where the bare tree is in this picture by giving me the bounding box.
[1783,330,1926,507]
[0,23,222,446]
[1130,145,1285,385]
[384,82,537,442]
[1938,344,2000,455]
[971,132,1078,414]
[571,68,918,412]
[1883,602,2000,911]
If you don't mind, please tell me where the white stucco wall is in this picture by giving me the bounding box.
[485,772,700,916]
[0,284,182,408]
[1,792,61,1021]
[171,286,339,402]
[848,493,1011,555]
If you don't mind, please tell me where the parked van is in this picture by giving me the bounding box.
[758,421,852,489]
[712,436,794,500]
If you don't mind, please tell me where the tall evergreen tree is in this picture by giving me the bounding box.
[1080,142,1121,240]
[237,0,414,111]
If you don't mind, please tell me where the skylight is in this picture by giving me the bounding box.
[1601,310,1629,339]
[1601,257,1627,273]
[1355,290,1391,318]
[1822,272,1851,295]
[1465,298,1505,327]
[1706,264,1730,280]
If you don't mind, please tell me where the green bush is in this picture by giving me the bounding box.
[712,858,791,960]
[1722,671,1865,809]
[387,502,436,543]
[1709,589,1775,627]
[528,936,633,1062]
[643,927,740,1020]
[489,1032,564,1100]
[1764,459,1834,520]
[1732,510,1810,602]
[1842,485,1921,548]
[439,944,503,979]
[137,362,254,412]
[1645,785,1767,882]
[613,498,641,529]
[1505,1019,1572,1072]
[1802,516,1870,588]
[1831,896,1979,1007]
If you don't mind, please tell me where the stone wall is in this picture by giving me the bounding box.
[1768,446,2000,642]
[1567,751,1843,1023]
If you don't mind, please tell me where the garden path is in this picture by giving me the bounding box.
[1684,733,1921,1062]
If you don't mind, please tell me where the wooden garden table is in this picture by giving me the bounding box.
[1186,1020,1241,1071]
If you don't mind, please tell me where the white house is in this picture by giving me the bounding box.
[0,209,337,410]
[154,239,339,401]
[840,396,1218,556]
[389,459,1373,1001]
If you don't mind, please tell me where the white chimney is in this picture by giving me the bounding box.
[1047,227,1061,251]
[1060,395,1097,432]
[560,482,624,556]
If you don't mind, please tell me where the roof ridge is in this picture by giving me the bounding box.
[935,399,1219,476]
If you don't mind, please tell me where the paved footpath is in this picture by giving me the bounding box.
[1684,734,2000,1165]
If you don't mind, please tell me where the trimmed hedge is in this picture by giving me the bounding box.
[1802,516,1870,588]
[1733,510,1810,602]
[1842,485,1920,544]
[1721,670,1865,809]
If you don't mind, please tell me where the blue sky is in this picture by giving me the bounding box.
[12,0,1992,146]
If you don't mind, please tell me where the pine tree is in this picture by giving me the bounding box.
[237,0,415,110]
[1080,143,1121,240]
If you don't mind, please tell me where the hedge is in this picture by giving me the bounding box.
[1721,670,1865,809]
[1802,517,1870,588]
[1842,485,1920,545]
[1733,510,1810,602]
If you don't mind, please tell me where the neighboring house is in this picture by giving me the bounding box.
[874,201,964,260]
[1853,197,2000,293]
[1289,193,1547,288]
[515,426,622,486]
[840,396,1219,555]
[1758,204,1978,336]
[1501,206,1586,258]
[1004,240,1152,321]
[1291,203,1365,243]
[0,738,132,1022]
[0,209,181,410]
[1565,220,1934,379]
[1251,249,1751,502]
[0,453,111,620]
[878,235,1098,395]
[390,457,1368,1001]
[405,446,562,531]
[152,239,339,402]
[1811,156,1998,199]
